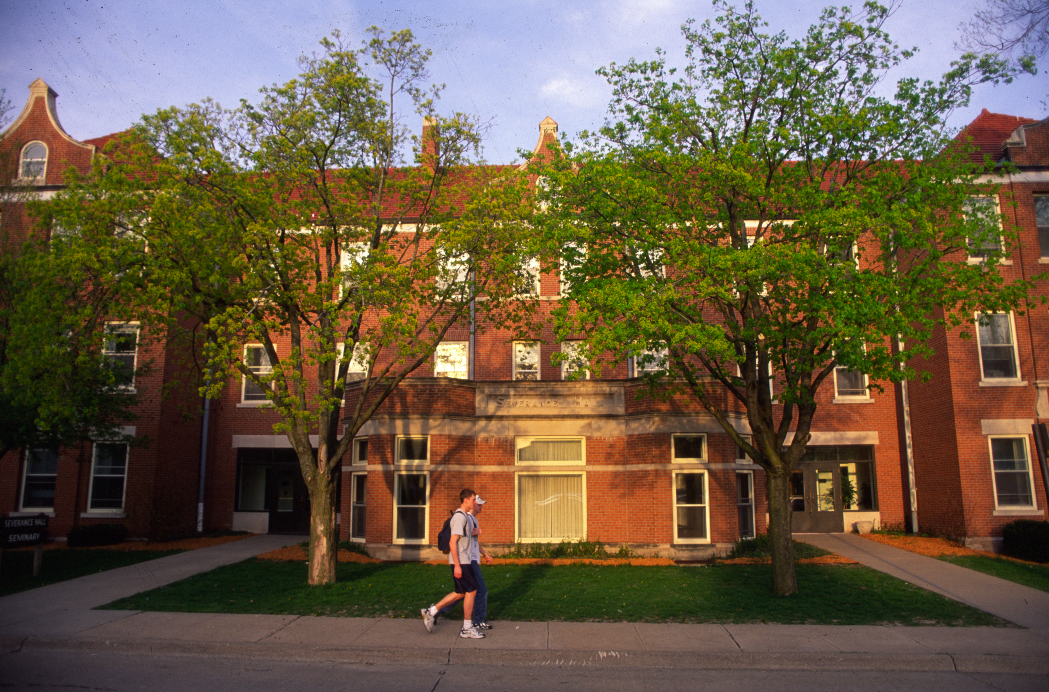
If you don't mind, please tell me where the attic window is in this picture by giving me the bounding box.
[20,142,47,180]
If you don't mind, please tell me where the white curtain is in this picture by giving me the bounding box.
[519,475,584,540]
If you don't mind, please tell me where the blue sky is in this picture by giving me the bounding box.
[1,0,1046,163]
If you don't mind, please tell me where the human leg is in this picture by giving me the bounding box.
[468,562,488,625]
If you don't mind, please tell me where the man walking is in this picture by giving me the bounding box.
[421,489,484,638]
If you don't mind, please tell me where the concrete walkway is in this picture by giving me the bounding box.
[797,533,1049,630]
[0,533,1047,675]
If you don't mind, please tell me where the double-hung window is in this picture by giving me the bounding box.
[673,471,709,542]
[337,342,371,384]
[559,242,584,296]
[394,436,429,542]
[515,257,541,297]
[833,348,868,399]
[103,323,138,391]
[340,242,369,297]
[631,346,668,376]
[737,472,755,539]
[434,341,469,379]
[976,313,1020,381]
[88,442,128,512]
[436,246,470,295]
[964,195,1004,261]
[1037,196,1049,259]
[989,437,1036,509]
[513,341,540,381]
[350,472,367,541]
[515,437,585,542]
[560,341,589,380]
[20,449,58,511]
[242,345,273,403]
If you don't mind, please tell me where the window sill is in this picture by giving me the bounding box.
[392,539,429,546]
[992,508,1043,517]
[80,510,126,518]
[237,401,274,408]
[672,539,712,545]
[979,379,1028,388]
[832,396,873,404]
[967,257,1012,266]
[1039,258,1049,264]
[11,510,55,517]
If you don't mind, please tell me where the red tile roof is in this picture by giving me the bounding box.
[956,109,1037,164]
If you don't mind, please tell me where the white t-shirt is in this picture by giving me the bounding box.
[447,510,472,566]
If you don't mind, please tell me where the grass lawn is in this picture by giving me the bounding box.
[1,548,181,597]
[102,559,1007,626]
[940,555,1049,594]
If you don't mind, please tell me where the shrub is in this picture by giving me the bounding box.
[725,534,830,560]
[1001,520,1049,563]
[67,523,129,547]
[501,539,633,560]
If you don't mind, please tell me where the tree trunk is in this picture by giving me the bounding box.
[766,468,798,596]
[306,469,338,586]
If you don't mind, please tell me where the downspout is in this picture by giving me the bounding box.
[196,388,210,534]
[898,343,919,534]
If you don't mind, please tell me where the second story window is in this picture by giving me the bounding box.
[1036,196,1049,259]
[103,323,138,390]
[20,142,47,180]
[964,195,1003,260]
[513,342,540,381]
[434,341,468,379]
[976,312,1020,381]
[242,345,273,403]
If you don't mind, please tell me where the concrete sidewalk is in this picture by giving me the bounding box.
[797,533,1049,630]
[1,532,1047,675]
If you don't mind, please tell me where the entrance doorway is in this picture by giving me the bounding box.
[791,464,844,532]
[235,448,312,534]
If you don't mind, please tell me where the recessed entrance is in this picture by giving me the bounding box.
[235,448,312,534]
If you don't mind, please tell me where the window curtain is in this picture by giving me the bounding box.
[518,440,582,463]
[519,475,583,540]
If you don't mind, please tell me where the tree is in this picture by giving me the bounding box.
[51,28,537,585]
[534,1,1037,595]
[961,0,1049,73]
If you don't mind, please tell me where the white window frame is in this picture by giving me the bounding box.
[19,448,58,512]
[629,245,664,279]
[349,471,368,542]
[241,344,274,405]
[433,341,469,379]
[515,436,586,466]
[671,434,707,463]
[965,195,1007,263]
[672,470,710,544]
[396,436,430,465]
[392,471,429,544]
[352,437,368,466]
[737,470,756,539]
[516,256,541,297]
[336,341,371,385]
[975,312,1022,383]
[514,471,587,543]
[513,341,540,381]
[988,435,1038,510]
[833,349,869,400]
[87,441,129,514]
[435,246,471,294]
[560,341,589,380]
[631,346,668,376]
[1035,195,1049,260]
[19,141,47,181]
[339,242,369,297]
[737,358,775,402]
[103,322,139,392]
[559,242,585,297]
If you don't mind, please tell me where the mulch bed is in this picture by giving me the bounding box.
[861,532,1045,566]
[257,545,381,563]
[22,534,251,552]
[717,555,857,565]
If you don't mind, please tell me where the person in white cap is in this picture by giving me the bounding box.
[470,494,494,630]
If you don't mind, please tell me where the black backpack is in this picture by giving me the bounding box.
[437,509,464,554]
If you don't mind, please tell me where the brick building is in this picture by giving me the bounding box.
[1,80,1044,557]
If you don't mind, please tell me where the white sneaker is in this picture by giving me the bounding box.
[422,607,435,633]
[460,625,485,639]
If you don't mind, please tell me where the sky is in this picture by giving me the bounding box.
[1,0,1046,164]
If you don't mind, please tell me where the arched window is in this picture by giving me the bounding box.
[20,142,47,179]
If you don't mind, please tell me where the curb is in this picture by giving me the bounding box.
[5,636,1048,675]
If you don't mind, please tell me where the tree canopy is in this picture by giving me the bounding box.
[534,0,1039,595]
[50,28,538,585]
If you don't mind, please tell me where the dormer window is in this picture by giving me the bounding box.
[20,142,47,180]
